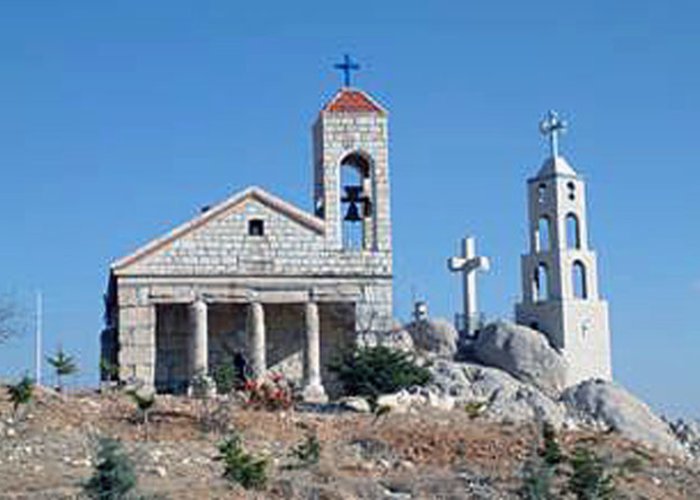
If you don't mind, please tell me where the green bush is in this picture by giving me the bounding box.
[7,375,34,418]
[328,345,431,402]
[84,437,137,500]
[216,433,268,490]
[567,446,616,500]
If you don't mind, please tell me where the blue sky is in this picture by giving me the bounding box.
[1,1,698,416]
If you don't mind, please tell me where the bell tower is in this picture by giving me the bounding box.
[312,56,391,253]
[515,111,611,386]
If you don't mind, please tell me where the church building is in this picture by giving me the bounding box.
[515,111,612,385]
[102,72,393,400]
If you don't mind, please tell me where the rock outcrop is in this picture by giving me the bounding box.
[406,318,458,357]
[427,358,568,428]
[561,379,686,456]
[469,320,567,395]
[356,328,415,352]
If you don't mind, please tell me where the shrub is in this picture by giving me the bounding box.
[567,446,616,500]
[464,400,487,419]
[84,437,137,500]
[288,432,321,468]
[242,373,293,411]
[216,433,268,490]
[328,345,431,402]
[7,375,34,419]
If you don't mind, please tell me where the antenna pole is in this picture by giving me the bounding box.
[35,290,42,385]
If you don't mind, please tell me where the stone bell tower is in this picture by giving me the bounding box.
[515,111,611,386]
[312,56,391,253]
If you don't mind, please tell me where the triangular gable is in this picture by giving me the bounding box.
[112,186,324,272]
[322,88,387,114]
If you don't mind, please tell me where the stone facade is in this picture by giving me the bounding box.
[103,87,393,399]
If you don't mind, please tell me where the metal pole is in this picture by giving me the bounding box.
[35,290,42,385]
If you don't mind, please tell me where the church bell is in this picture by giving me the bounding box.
[344,201,362,222]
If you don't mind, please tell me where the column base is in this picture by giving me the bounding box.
[301,383,328,404]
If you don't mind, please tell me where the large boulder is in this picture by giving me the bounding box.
[470,320,567,395]
[406,318,458,357]
[562,379,686,456]
[427,358,568,428]
[356,328,415,353]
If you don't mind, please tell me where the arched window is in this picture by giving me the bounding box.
[533,263,550,302]
[566,213,581,249]
[340,152,372,250]
[572,260,587,299]
[536,216,552,252]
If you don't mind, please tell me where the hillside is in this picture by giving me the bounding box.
[1,387,698,499]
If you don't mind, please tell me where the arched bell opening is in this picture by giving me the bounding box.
[535,215,553,253]
[339,152,373,250]
[566,213,581,249]
[533,262,550,302]
[572,260,588,299]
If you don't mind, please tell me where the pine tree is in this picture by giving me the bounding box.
[567,446,616,500]
[84,437,137,499]
[46,347,78,392]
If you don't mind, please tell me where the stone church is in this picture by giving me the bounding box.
[102,84,393,401]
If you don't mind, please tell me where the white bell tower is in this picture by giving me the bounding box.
[515,111,612,386]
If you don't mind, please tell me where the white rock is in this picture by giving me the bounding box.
[339,396,372,413]
[562,379,686,456]
[406,318,458,357]
[470,320,568,395]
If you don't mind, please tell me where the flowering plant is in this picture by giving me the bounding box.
[242,372,294,411]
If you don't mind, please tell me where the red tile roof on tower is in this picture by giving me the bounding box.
[323,88,387,114]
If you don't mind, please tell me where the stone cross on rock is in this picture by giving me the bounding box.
[448,236,490,337]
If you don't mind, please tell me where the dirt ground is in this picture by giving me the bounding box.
[0,387,698,499]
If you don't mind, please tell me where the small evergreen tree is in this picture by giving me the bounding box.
[567,446,616,500]
[46,347,78,392]
[328,345,431,404]
[540,422,563,466]
[211,359,237,395]
[84,437,137,500]
[520,455,555,500]
[216,433,268,490]
[7,375,34,419]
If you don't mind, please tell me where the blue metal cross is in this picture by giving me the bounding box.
[539,110,567,158]
[334,54,360,87]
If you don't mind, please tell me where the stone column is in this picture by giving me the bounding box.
[302,301,327,403]
[190,299,208,377]
[247,302,266,379]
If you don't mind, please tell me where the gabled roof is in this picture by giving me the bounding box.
[322,87,387,114]
[111,186,324,272]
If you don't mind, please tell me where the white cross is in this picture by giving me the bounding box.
[448,237,490,336]
[539,110,567,159]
